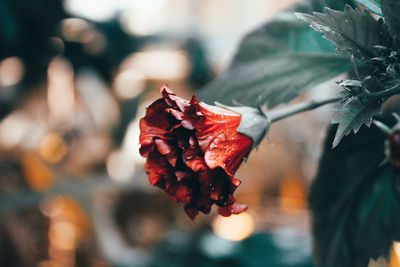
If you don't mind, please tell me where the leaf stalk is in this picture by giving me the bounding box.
[269,96,340,122]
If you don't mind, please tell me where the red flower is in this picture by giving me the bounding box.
[388,130,400,167]
[139,85,253,219]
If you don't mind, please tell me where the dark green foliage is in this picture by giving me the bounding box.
[381,0,400,39]
[298,4,397,147]
[311,119,400,266]
[198,0,356,108]
[296,5,391,62]
[201,54,349,109]
[332,96,382,147]
[147,231,313,267]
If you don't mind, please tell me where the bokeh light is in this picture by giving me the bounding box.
[113,69,146,100]
[119,51,190,80]
[0,57,25,87]
[106,149,136,182]
[212,212,255,242]
[47,58,75,123]
[21,152,54,191]
[39,132,68,163]
[0,112,31,149]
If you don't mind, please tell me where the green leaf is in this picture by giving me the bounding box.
[355,166,400,260]
[381,0,400,38]
[356,0,382,16]
[296,5,391,62]
[202,54,350,109]
[311,118,400,266]
[332,96,381,147]
[198,0,356,108]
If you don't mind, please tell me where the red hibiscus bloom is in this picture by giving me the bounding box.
[388,130,400,167]
[139,85,253,219]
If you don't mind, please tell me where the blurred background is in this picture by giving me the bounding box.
[0,0,338,266]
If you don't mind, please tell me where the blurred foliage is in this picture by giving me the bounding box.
[199,0,355,108]
[147,231,313,267]
[0,0,145,130]
[310,109,400,266]
[355,0,382,15]
[381,0,400,40]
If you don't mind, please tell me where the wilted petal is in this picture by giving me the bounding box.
[184,204,199,220]
[218,203,248,217]
[139,85,253,220]
[175,185,192,203]
[154,139,173,155]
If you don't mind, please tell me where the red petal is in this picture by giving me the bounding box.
[175,171,192,182]
[181,120,195,130]
[139,99,175,157]
[232,178,241,187]
[175,185,192,203]
[160,85,191,112]
[140,85,253,220]
[154,139,173,155]
[218,203,248,217]
[166,151,177,167]
[167,108,185,120]
[145,153,170,186]
[193,195,212,214]
[192,102,253,175]
[203,133,252,175]
[184,205,199,220]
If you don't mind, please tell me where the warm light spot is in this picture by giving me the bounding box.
[49,221,76,250]
[40,196,66,218]
[123,113,146,165]
[39,132,68,163]
[61,18,91,43]
[390,242,400,267]
[75,69,120,131]
[41,196,90,266]
[212,212,255,241]
[21,152,54,191]
[106,149,135,182]
[64,0,116,22]
[64,0,165,23]
[83,31,107,55]
[113,69,146,99]
[0,57,24,87]
[60,18,106,54]
[47,58,75,122]
[38,260,59,267]
[41,196,90,237]
[0,112,30,149]
[279,175,306,213]
[119,51,189,80]
[120,6,165,36]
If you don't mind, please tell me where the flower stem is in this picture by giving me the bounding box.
[365,84,400,99]
[372,120,391,135]
[268,96,340,123]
